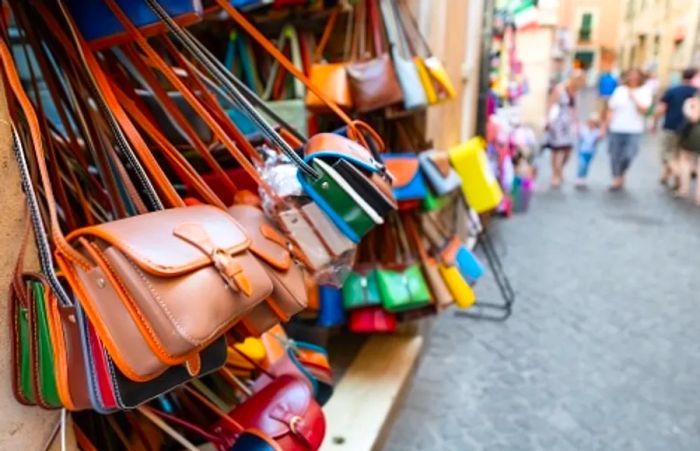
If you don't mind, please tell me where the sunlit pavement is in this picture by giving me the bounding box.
[384,130,700,450]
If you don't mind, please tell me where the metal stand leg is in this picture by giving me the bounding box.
[455,227,515,322]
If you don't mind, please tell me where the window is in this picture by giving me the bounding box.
[579,13,593,42]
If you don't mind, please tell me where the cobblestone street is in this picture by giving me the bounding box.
[384,134,700,451]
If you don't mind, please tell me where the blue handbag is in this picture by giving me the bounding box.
[317,285,345,327]
[455,246,485,284]
[64,0,202,50]
[382,153,428,202]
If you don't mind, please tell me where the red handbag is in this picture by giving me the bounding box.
[348,306,397,333]
[213,374,326,450]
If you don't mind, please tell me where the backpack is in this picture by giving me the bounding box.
[682,95,700,123]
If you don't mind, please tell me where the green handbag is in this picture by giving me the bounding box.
[31,281,61,408]
[377,264,431,312]
[11,277,62,408]
[342,269,382,309]
[300,159,378,242]
[14,286,34,404]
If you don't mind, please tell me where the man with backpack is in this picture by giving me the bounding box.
[654,67,698,189]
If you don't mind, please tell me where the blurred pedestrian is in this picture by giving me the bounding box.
[676,74,700,204]
[653,67,698,188]
[575,112,603,188]
[597,69,618,115]
[545,71,585,188]
[605,68,653,190]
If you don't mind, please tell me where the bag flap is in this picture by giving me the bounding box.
[304,133,382,174]
[383,155,421,188]
[69,205,250,277]
[228,205,291,271]
[231,374,313,438]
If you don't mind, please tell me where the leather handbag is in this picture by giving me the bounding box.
[404,216,452,309]
[379,0,427,110]
[418,150,462,195]
[277,203,355,271]
[383,153,428,203]
[218,374,326,451]
[449,137,504,213]
[11,273,61,408]
[317,285,346,327]
[342,268,382,309]
[345,0,403,113]
[228,205,308,336]
[439,263,475,309]
[348,307,397,333]
[64,0,202,50]
[1,39,273,385]
[299,132,396,242]
[441,237,484,285]
[395,0,456,101]
[375,218,431,312]
[305,7,353,111]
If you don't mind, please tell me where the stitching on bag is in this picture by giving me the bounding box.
[98,253,173,361]
[104,357,125,408]
[126,259,201,346]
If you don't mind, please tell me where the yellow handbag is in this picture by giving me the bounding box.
[227,337,267,375]
[423,56,456,100]
[449,137,504,213]
[438,263,475,309]
[414,57,438,104]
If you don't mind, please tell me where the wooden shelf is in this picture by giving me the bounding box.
[321,334,424,451]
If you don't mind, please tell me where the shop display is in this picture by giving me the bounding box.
[0,0,511,449]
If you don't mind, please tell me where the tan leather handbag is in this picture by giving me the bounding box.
[228,205,308,337]
[0,31,276,384]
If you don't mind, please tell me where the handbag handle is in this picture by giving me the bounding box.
[140,406,229,451]
[262,25,304,101]
[137,407,201,451]
[403,214,431,262]
[138,0,322,180]
[211,0,384,151]
[395,0,432,57]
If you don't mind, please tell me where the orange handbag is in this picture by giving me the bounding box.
[305,7,353,111]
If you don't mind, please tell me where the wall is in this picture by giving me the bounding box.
[557,0,624,73]
[517,26,555,133]
[407,0,483,148]
[618,0,700,87]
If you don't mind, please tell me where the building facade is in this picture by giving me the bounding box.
[558,0,624,79]
[618,0,700,87]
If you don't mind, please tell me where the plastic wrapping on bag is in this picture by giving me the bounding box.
[256,149,356,286]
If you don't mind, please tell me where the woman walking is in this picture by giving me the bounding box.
[605,68,653,190]
[545,72,584,188]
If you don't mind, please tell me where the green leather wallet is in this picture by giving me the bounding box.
[342,269,382,309]
[377,264,432,312]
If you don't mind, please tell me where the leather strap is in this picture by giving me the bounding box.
[214,0,384,150]
[404,214,430,262]
[312,6,340,62]
[142,406,228,448]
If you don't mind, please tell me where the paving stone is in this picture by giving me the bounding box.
[382,124,700,450]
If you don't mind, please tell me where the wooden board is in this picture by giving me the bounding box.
[321,334,423,451]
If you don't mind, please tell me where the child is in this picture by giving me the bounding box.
[575,112,603,188]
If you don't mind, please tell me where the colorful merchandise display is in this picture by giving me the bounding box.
[0,1,509,449]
